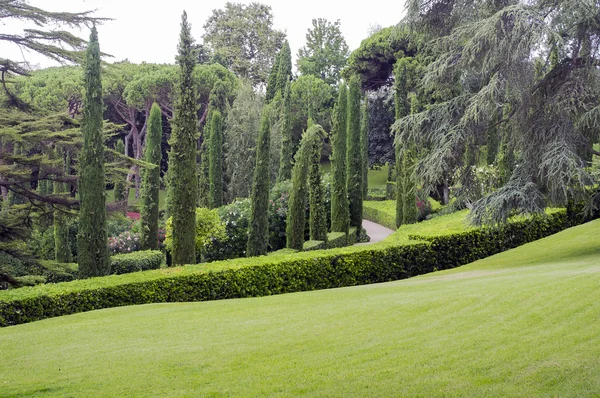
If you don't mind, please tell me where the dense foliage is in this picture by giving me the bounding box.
[77,27,110,278]
[330,84,349,234]
[140,103,162,250]
[346,76,363,229]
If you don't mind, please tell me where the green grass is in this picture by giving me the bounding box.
[2,219,599,396]
[321,162,390,190]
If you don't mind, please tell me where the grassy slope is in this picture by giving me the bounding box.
[1,220,599,396]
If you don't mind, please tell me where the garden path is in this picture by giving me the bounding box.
[354,219,395,246]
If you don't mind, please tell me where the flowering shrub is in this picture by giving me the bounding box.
[108,230,141,254]
[416,193,433,222]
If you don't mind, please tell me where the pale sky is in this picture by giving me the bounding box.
[0,0,406,69]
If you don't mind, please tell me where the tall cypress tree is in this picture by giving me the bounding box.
[308,128,327,241]
[278,81,293,181]
[275,40,292,94]
[286,126,317,250]
[168,11,198,265]
[78,26,109,278]
[330,83,349,233]
[140,102,163,250]
[246,110,271,256]
[346,76,363,229]
[54,148,71,263]
[266,51,281,102]
[361,99,369,199]
[208,110,224,208]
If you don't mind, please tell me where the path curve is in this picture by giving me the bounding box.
[354,219,395,246]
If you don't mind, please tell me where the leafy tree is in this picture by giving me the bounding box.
[202,2,286,86]
[361,99,369,199]
[290,75,333,149]
[168,11,198,265]
[246,110,271,257]
[208,110,224,208]
[343,26,418,90]
[367,87,395,166]
[77,27,109,278]
[140,103,162,250]
[346,76,363,229]
[225,80,263,201]
[277,81,293,182]
[297,18,350,87]
[113,139,127,203]
[330,83,349,233]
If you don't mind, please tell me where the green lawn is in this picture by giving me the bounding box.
[2,220,599,396]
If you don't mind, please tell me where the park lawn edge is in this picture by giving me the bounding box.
[0,206,596,327]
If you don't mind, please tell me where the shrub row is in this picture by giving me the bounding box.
[303,227,358,251]
[363,201,397,230]
[110,251,164,275]
[0,209,595,327]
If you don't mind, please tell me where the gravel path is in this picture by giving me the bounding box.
[354,219,395,246]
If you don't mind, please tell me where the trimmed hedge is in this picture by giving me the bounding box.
[111,251,164,275]
[363,201,397,230]
[0,209,596,327]
[304,227,358,251]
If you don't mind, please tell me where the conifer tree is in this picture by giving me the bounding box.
[346,76,363,229]
[266,51,281,102]
[208,110,224,208]
[168,11,198,265]
[275,40,292,94]
[330,83,349,233]
[278,81,293,181]
[308,130,327,241]
[140,102,163,250]
[113,139,127,203]
[246,110,271,256]
[286,126,320,250]
[77,26,109,278]
[54,149,71,263]
[361,99,369,199]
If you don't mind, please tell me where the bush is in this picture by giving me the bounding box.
[109,231,142,255]
[363,201,397,230]
[111,251,164,274]
[204,199,252,262]
[33,261,78,283]
[2,208,595,327]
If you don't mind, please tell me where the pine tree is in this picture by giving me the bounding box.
[361,99,369,199]
[140,102,163,250]
[246,110,271,256]
[277,81,293,181]
[208,110,224,208]
[168,11,198,265]
[77,26,109,278]
[308,129,327,241]
[54,148,72,263]
[346,76,363,229]
[330,83,349,233]
[113,139,127,203]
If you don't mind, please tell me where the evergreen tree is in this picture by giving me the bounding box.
[54,149,72,263]
[277,81,293,181]
[361,99,369,199]
[266,51,281,102]
[140,102,163,250]
[77,27,109,278]
[308,129,327,241]
[330,83,349,233]
[208,110,224,208]
[113,139,127,203]
[168,11,198,265]
[275,40,292,94]
[286,125,322,250]
[346,76,363,229]
[246,110,271,256]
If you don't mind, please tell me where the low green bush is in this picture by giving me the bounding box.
[111,251,164,275]
[33,261,78,283]
[363,201,397,230]
[0,209,596,327]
